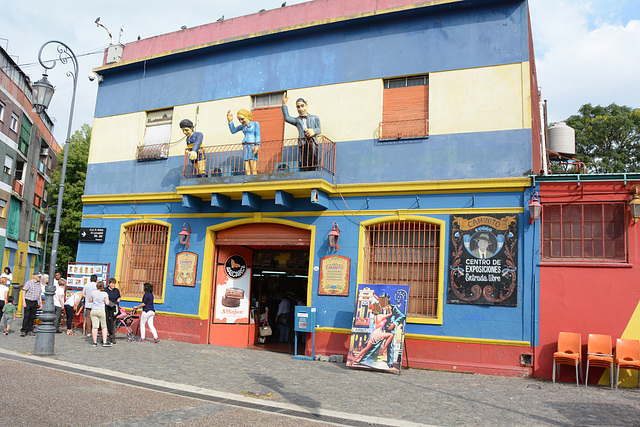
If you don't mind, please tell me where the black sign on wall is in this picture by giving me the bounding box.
[448,214,519,307]
[79,227,106,243]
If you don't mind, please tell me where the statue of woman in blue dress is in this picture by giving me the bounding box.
[227,109,260,175]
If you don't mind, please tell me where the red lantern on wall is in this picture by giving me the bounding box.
[179,223,191,250]
[528,192,542,224]
[328,222,340,251]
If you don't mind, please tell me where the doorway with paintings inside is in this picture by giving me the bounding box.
[208,222,311,355]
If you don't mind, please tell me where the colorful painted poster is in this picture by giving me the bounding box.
[213,255,251,324]
[65,262,110,291]
[318,255,350,296]
[174,251,198,287]
[346,284,409,374]
[448,214,519,306]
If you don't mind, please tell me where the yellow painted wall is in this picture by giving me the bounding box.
[429,62,531,135]
[88,64,530,165]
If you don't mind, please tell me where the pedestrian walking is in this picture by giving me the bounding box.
[53,278,65,333]
[0,276,8,323]
[2,296,16,334]
[63,289,84,335]
[88,281,111,347]
[134,282,159,343]
[20,273,42,336]
[83,275,98,336]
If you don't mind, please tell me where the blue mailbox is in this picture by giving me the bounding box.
[293,306,316,360]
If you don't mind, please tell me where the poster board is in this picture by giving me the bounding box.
[174,251,198,287]
[213,254,251,324]
[66,262,109,289]
[448,214,518,306]
[346,284,409,374]
[318,255,350,296]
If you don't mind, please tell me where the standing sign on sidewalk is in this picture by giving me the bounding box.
[66,262,109,296]
[346,284,409,374]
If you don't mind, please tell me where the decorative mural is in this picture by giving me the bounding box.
[448,214,518,306]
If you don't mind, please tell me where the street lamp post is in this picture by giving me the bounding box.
[41,207,52,274]
[32,40,78,356]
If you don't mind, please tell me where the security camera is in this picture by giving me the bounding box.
[88,72,103,83]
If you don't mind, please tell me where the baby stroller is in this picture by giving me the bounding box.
[115,308,139,342]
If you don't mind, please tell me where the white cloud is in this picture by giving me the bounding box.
[530,0,640,121]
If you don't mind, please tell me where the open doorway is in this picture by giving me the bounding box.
[252,249,308,353]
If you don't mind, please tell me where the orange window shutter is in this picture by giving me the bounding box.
[251,107,285,172]
[383,85,429,122]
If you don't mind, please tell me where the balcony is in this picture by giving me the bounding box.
[182,136,336,178]
[12,179,23,197]
[137,143,169,161]
[378,119,429,140]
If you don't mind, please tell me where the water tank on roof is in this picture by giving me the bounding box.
[548,122,575,156]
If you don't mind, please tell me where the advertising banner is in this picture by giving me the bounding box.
[448,214,519,306]
[346,284,409,374]
[213,254,251,324]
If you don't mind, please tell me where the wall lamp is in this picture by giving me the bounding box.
[328,222,340,251]
[179,223,191,250]
[528,192,542,224]
[630,186,640,224]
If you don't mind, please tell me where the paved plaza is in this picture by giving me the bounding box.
[1,330,640,426]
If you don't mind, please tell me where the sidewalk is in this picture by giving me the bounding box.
[1,330,639,426]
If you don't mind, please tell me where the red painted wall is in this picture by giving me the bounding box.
[535,181,640,383]
[111,0,447,64]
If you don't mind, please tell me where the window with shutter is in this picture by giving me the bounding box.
[381,75,429,139]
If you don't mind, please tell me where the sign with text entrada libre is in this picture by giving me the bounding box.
[448,214,519,306]
[79,227,106,243]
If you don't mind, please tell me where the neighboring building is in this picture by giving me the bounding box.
[84,0,542,376]
[535,174,640,386]
[0,46,60,292]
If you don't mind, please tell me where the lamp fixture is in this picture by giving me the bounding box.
[178,223,191,249]
[630,186,640,224]
[33,71,55,114]
[328,222,340,251]
[528,191,542,224]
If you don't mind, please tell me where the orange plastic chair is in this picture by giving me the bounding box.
[615,338,640,389]
[553,332,583,386]
[585,334,613,389]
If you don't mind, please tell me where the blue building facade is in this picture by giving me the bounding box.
[82,0,541,375]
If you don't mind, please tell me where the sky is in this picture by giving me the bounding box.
[1,0,639,145]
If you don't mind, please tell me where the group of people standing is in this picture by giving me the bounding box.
[184,91,322,176]
[0,269,158,346]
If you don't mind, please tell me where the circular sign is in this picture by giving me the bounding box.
[224,255,247,279]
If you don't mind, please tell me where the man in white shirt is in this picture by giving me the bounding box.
[83,275,98,336]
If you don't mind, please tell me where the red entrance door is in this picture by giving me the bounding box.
[209,245,257,347]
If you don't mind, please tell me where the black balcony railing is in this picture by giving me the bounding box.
[182,136,336,178]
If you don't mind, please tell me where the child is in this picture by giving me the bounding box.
[3,296,17,335]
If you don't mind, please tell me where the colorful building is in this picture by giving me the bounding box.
[535,174,640,386]
[83,0,543,376]
[0,46,60,296]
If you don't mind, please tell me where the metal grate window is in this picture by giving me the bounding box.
[542,202,627,262]
[364,221,440,318]
[119,222,168,298]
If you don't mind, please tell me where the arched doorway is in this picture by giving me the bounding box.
[209,222,312,353]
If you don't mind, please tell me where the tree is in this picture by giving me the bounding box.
[44,124,91,275]
[565,103,640,174]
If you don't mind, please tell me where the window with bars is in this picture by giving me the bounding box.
[363,220,440,318]
[118,222,169,298]
[542,202,627,262]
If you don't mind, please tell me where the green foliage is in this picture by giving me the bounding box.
[44,124,91,275]
[565,103,640,173]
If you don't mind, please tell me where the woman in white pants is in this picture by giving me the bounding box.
[134,282,159,343]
